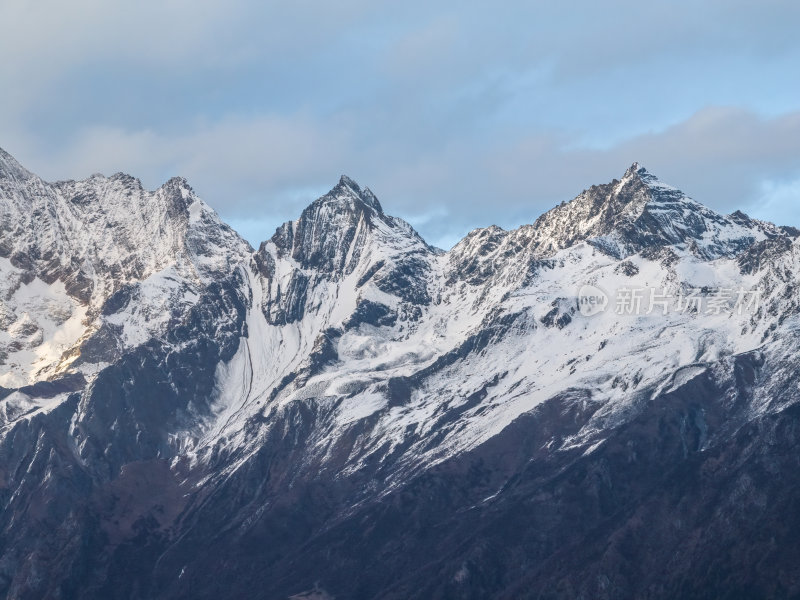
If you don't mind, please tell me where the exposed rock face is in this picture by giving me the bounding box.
[2,150,800,599]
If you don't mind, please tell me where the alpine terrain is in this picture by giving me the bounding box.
[2,146,800,599]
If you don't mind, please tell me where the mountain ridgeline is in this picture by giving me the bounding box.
[1,147,800,599]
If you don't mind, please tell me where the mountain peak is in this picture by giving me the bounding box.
[0,146,34,182]
[528,163,775,260]
[331,174,383,213]
[623,161,645,177]
[621,162,669,190]
[0,146,250,308]
[265,175,428,281]
[338,174,358,188]
[163,175,191,189]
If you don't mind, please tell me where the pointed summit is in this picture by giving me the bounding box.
[338,174,358,188]
[0,146,35,183]
[623,161,644,177]
[529,164,780,260]
[331,174,383,213]
[268,176,393,272]
[265,175,427,277]
[621,161,672,191]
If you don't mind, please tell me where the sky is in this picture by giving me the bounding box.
[1,0,799,249]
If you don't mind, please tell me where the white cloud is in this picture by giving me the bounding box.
[1,2,799,247]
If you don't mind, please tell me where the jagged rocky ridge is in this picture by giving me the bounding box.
[2,148,800,599]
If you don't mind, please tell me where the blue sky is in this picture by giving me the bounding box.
[1,0,799,248]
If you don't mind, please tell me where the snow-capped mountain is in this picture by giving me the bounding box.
[2,148,800,599]
[0,147,250,389]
